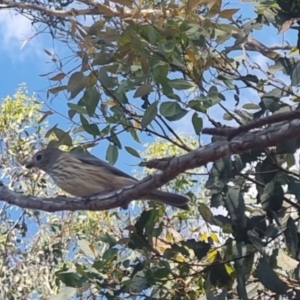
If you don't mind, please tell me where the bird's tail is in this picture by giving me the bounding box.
[146,190,190,210]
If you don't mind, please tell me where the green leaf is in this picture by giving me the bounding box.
[248,230,265,253]
[261,88,288,112]
[77,239,95,259]
[181,239,211,260]
[208,85,224,102]
[125,146,140,158]
[80,115,100,136]
[67,103,87,114]
[102,248,118,263]
[287,176,300,201]
[81,87,100,117]
[239,74,260,83]
[92,52,114,66]
[284,217,298,258]
[198,203,213,222]
[49,287,76,300]
[56,271,82,288]
[225,186,245,220]
[98,233,117,247]
[161,42,175,53]
[127,126,141,143]
[257,257,288,294]
[147,26,157,44]
[67,71,86,100]
[106,144,118,165]
[291,60,300,86]
[98,67,116,88]
[134,83,153,98]
[53,128,73,146]
[153,268,170,280]
[242,103,260,110]
[192,112,203,135]
[164,244,190,259]
[260,180,284,212]
[108,132,122,149]
[141,101,158,128]
[232,242,248,300]
[68,109,76,120]
[168,79,195,90]
[160,101,188,121]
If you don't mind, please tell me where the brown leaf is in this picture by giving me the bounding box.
[219,8,239,21]
[187,0,202,11]
[48,85,67,94]
[39,71,53,77]
[49,73,66,81]
[96,4,116,17]
[279,19,294,34]
[44,49,52,56]
[38,111,54,124]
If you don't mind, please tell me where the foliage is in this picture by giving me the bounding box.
[3,0,300,299]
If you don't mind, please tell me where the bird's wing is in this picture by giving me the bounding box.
[71,151,137,181]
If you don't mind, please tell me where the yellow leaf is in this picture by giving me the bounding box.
[200,232,208,241]
[104,99,117,106]
[289,46,299,55]
[206,249,218,263]
[134,119,140,129]
[174,256,185,263]
[210,233,219,243]
[224,263,234,275]
[266,52,281,60]
[166,232,173,243]
[186,48,197,65]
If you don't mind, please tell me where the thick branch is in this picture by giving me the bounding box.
[202,110,300,140]
[1,118,300,212]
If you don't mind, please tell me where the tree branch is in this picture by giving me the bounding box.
[202,110,300,140]
[1,117,300,212]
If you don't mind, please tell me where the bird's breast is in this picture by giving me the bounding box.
[48,162,134,197]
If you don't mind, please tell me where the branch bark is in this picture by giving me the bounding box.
[1,118,300,212]
[202,110,300,140]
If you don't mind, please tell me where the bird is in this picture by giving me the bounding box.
[25,148,190,210]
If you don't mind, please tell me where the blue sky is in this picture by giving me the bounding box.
[0,3,298,298]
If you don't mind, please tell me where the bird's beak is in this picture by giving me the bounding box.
[25,161,34,169]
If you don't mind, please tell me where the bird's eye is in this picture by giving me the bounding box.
[36,154,42,161]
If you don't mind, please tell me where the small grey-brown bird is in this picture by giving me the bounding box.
[25,148,190,210]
